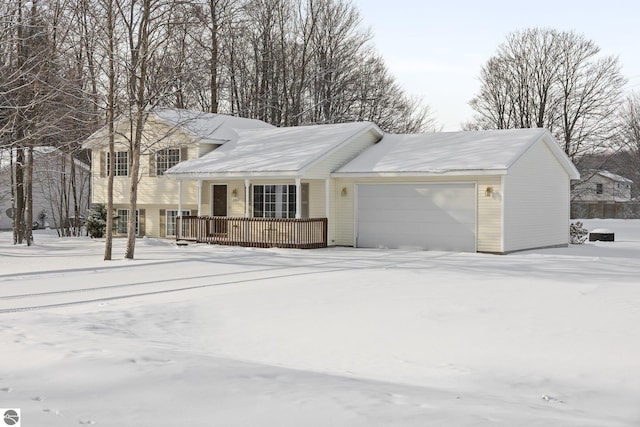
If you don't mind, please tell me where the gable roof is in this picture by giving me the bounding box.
[334,128,580,179]
[151,108,274,145]
[82,108,273,149]
[166,121,383,178]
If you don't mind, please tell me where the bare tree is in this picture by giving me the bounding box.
[3,0,436,253]
[117,0,181,259]
[469,28,626,164]
[105,0,117,259]
[617,92,640,198]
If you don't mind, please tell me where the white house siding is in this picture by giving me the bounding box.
[503,140,570,253]
[307,180,327,218]
[333,178,356,246]
[91,153,200,206]
[476,176,503,253]
[90,138,199,238]
[331,176,503,251]
[303,129,382,179]
[119,203,196,238]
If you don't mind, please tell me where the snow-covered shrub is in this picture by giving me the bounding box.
[86,204,107,238]
[570,221,588,244]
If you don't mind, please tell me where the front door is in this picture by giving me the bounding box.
[211,184,228,234]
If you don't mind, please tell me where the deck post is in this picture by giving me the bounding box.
[197,180,203,216]
[244,179,250,241]
[325,178,330,245]
[244,179,250,218]
[178,180,183,214]
[295,177,302,219]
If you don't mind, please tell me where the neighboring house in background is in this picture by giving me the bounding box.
[83,108,579,254]
[571,170,633,202]
[81,108,274,238]
[0,147,91,231]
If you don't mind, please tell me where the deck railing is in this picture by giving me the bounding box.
[176,216,328,249]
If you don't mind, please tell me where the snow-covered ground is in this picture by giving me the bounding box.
[1,219,639,426]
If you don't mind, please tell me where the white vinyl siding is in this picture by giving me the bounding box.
[306,180,326,218]
[333,179,355,246]
[503,141,570,252]
[476,176,503,253]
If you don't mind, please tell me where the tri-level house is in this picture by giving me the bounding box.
[83,108,580,254]
[82,108,273,238]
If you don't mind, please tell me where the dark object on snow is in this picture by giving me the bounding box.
[589,229,614,242]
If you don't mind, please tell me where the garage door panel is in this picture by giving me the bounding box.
[356,183,476,251]
[359,209,474,225]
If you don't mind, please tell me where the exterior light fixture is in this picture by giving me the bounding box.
[485,186,493,197]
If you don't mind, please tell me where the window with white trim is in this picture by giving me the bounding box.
[116,209,139,235]
[253,185,297,218]
[166,210,190,236]
[156,148,181,176]
[107,151,129,176]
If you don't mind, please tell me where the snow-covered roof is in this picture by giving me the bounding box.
[334,128,579,178]
[166,122,382,178]
[596,170,633,184]
[82,108,274,149]
[0,146,90,171]
[151,108,274,145]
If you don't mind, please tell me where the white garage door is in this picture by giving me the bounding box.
[356,183,477,251]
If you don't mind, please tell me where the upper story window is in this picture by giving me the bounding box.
[596,183,603,194]
[107,151,129,176]
[156,148,181,176]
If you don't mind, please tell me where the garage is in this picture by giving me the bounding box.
[356,183,477,251]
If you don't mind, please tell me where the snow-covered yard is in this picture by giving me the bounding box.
[1,219,639,426]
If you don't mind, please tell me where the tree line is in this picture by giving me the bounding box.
[466,28,640,198]
[4,2,639,256]
[0,0,435,253]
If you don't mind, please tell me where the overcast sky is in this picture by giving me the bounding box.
[353,0,640,130]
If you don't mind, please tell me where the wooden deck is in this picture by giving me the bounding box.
[176,216,328,249]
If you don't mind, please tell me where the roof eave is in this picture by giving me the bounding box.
[165,170,303,180]
[331,169,508,178]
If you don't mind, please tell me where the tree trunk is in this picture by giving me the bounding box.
[104,0,116,261]
[14,147,25,244]
[124,0,152,260]
[25,147,34,246]
[209,0,218,113]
